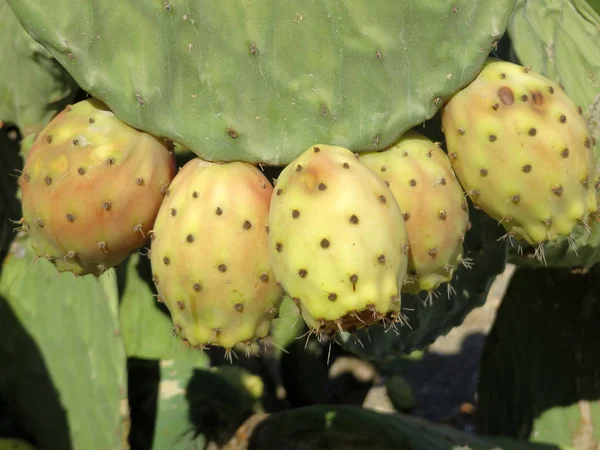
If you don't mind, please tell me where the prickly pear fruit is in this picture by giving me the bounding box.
[360,131,471,301]
[268,144,409,337]
[149,159,283,356]
[442,59,598,254]
[19,98,176,276]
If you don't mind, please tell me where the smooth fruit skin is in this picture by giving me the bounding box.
[442,59,598,246]
[19,98,176,276]
[360,131,470,297]
[150,159,283,351]
[268,144,409,335]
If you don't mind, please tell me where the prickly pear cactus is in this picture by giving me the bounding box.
[268,144,409,336]
[505,0,600,269]
[359,131,470,301]
[19,99,176,276]
[442,59,598,259]
[6,0,517,164]
[0,0,77,135]
[149,159,283,357]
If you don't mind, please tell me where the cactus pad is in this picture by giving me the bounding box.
[7,0,517,164]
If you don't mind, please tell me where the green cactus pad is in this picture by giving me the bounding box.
[0,237,128,450]
[478,266,600,447]
[7,0,516,164]
[245,404,571,449]
[0,1,77,135]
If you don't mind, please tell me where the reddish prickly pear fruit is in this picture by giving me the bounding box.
[19,99,176,276]
[360,131,471,301]
[268,144,409,337]
[442,59,598,256]
[149,159,283,356]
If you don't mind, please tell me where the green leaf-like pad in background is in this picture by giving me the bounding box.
[0,237,129,450]
[0,0,78,135]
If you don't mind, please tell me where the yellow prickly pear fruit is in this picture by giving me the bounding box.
[149,159,283,358]
[19,99,176,276]
[442,59,598,260]
[268,144,409,336]
[360,131,471,303]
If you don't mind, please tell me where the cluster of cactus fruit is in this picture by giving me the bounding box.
[16,59,598,358]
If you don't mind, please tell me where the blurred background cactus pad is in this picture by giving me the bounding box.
[1,0,600,449]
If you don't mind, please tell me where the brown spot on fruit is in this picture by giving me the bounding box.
[234,303,244,312]
[163,256,170,265]
[78,167,86,175]
[561,148,569,158]
[489,134,497,142]
[498,86,514,105]
[298,269,307,278]
[66,213,75,222]
[177,301,185,310]
[186,234,194,243]
[523,164,532,173]
[531,91,544,108]
[45,175,52,185]
[193,282,202,291]
[559,115,567,123]
[328,293,337,301]
[218,264,227,273]
[243,220,252,230]
[378,254,386,264]
[260,273,269,282]
[320,238,330,248]
[528,128,537,136]
[349,214,359,224]
[292,209,300,218]
[216,207,223,215]
[275,242,283,252]
[318,182,327,191]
